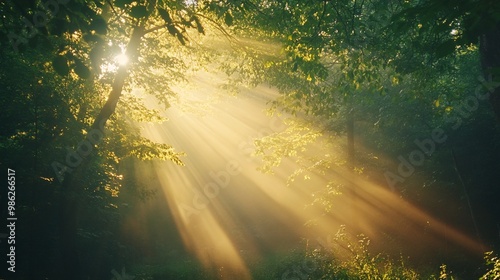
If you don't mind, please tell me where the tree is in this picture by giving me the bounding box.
[0,0,254,278]
[227,2,500,249]
[2,0,499,277]
[388,0,500,120]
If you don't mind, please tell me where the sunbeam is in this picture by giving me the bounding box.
[123,68,486,278]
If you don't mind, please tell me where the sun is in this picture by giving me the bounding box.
[115,53,129,66]
[99,52,129,74]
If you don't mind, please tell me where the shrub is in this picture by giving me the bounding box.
[480,251,500,280]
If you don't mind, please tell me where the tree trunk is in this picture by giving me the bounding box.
[91,26,144,131]
[59,26,144,279]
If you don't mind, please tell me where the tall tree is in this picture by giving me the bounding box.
[0,0,253,278]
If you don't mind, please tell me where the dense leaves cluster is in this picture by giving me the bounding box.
[0,0,239,278]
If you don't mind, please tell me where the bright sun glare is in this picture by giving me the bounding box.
[115,53,129,66]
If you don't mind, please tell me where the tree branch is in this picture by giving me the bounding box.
[144,24,167,34]
[90,25,145,131]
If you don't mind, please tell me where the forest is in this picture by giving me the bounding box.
[1,0,500,279]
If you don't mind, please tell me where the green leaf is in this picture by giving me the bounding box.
[158,8,179,37]
[166,25,178,36]
[347,70,354,80]
[129,6,148,18]
[176,33,186,45]
[157,8,172,24]
[90,16,107,35]
[52,55,70,76]
[224,12,233,26]
[74,59,91,79]
[192,15,205,35]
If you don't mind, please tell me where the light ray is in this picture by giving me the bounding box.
[123,49,486,277]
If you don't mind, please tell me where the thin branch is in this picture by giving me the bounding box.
[331,4,351,45]
[144,24,167,34]
[317,0,328,33]
[241,0,268,17]
[194,12,238,44]
[106,0,119,18]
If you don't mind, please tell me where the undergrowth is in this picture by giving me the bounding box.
[129,227,500,279]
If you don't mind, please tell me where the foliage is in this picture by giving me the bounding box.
[302,227,420,280]
[254,118,326,174]
[480,251,500,280]
[1,0,500,279]
[0,0,249,278]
